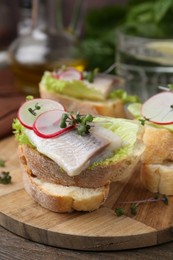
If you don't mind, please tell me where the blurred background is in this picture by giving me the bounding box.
[0,0,128,70]
[1,0,173,138]
[1,0,173,99]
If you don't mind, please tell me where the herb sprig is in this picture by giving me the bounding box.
[28,103,41,116]
[0,159,5,167]
[60,112,94,136]
[115,194,169,217]
[0,159,12,184]
[0,171,11,184]
[82,68,99,83]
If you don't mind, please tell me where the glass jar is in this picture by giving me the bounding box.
[8,0,86,96]
[116,30,173,101]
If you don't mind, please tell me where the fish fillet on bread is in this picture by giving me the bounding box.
[39,68,137,118]
[14,102,144,213]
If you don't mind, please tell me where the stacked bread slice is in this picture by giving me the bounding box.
[141,126,173,195]
[18,118,144,213]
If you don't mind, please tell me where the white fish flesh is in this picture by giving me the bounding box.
[25,128,109,176]
[84,74,118,99]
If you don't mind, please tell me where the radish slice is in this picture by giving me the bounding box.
[33,109,74,138]
[18,98,65,129]
[58,68,82,81]
[141,92,173,125]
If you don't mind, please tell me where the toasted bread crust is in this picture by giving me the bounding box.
[141,126,173,164]
[141,163,173,195]
[22,165,110,213]
[19,143,142,189]
[140,126,173,195]
[39,84,127,118]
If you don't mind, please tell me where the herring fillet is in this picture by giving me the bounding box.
[25,129,110,176]
[84,74,116,99]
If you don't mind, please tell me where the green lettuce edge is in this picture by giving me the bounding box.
[12,119,35,147]
[91,117,140,168]
[40,71,139,104]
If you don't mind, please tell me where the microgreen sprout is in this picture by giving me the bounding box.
[115,208,125,217]
[0,159,5,167]
[82,68,99,83]
[130,203,138,215]
[28,102,41,116]
[60,112,94,136]
[0,171,11,184]
[158,84,173,92]
[139,118,147,126]
[115,194,169,217]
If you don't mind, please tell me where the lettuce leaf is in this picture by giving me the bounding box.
[108,89,140,104]
[40,71,104,101]
[12,119,35,147]
[41,71,140,103]
[91,117,141,167]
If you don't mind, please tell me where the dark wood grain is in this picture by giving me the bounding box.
[1,225,173,260]
[0,68,25,139]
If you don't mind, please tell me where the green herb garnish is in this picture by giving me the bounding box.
[139,118,147,126]
[0,159,5,167]
[130,203,138,215]
[0,171,11,184]
[28,102,41,116]
[115,194,169,217]
[12,118,34,147]
[60,112,94,136]
[82,68,99,83]
[115,207,125,217]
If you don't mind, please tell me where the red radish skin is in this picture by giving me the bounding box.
[33,125,74,138]
[141,92,173,125]
[52,68,82,81]
[33,109,74,138]
[18,110,33,130]
[18,98,65,129]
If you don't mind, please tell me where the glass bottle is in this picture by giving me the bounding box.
[8,0,86,96]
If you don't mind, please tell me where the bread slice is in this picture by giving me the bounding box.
[19,137,143,189]
[140,125,173,195]
[22,163,109,213]
[141,163,173,195]
[141,125,173,164]
[39,83,127,118]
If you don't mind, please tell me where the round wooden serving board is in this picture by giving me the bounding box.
[0,136,173,251]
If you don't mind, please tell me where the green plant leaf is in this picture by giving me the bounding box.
[153,0,173,23]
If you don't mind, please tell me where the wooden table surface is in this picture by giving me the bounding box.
[1,67,173,259]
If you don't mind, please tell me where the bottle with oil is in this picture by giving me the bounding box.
[8,0,86,96]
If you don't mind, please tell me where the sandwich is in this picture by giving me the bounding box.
[127,91,173,195]
[39,66,139,118]
[13,97,144,213]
